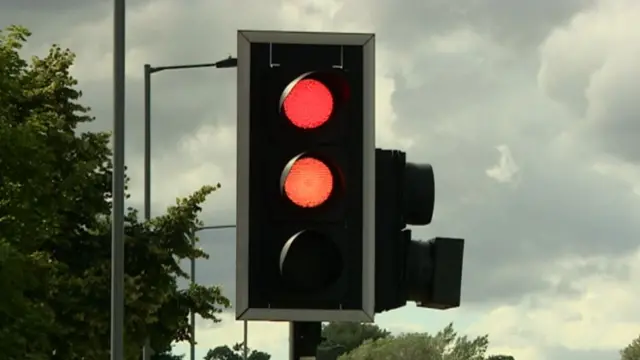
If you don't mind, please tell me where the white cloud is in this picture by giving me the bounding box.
[486,145,520,184]
[126,122,236,218]
[468,248,640,358]
[538,0,640,162]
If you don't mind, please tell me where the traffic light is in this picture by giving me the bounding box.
[375,149,465,313]
[236,30,376,322]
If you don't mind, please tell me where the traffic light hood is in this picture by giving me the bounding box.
[407,237,464,310]
[404,162,435,226]
[375,149,465,314]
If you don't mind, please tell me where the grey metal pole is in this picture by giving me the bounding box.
[142,56,236,358]
[243,321,248,360]
[190,255,196,360]
[188,224,236,360]
[143,56,236,359]
[142,63,153,360]
[289,323,295,360]
[111,0,126,358]
[290,322,321,360]
[199,224,236,230]
[144,64,151,224]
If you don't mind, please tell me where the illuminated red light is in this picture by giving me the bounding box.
[283,157,334,208]
[282,78,334,129]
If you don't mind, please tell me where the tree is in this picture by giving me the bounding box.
[205,343,271,360]
[321,322,391,355]
[339,323,489,360]
[621,334,640,360]
[152,351,185,360]
[0,25,230,360]
[0,25,62,360]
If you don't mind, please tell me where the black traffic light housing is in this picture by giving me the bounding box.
[375,149,465,313]
[236,30,376,323]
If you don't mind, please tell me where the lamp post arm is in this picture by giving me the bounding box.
[150,57,237,74]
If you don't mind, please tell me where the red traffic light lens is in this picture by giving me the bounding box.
[283,157,334,208]
[282,78,334,129]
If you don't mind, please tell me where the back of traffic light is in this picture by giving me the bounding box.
[375,149,465,314]
[236,30,376,322]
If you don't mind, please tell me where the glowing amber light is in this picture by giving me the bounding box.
[282,78,334,129]
[283,157,334,208]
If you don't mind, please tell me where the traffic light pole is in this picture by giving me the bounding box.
[289,322,322,360]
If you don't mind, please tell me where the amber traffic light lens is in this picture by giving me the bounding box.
[279,229,343,293]
[282,78,334,129]
[282,157,334,208]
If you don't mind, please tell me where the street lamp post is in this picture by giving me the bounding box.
[142,58,237,360]
[143,56,237,232]
[111,0,126,360]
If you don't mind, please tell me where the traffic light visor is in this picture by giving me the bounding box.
[282,156,334,208]
[404,163,435,225]
[282,78,334,129]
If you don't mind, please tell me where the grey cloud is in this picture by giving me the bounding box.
[544,346,617,360]
[587,61,640,163]
[334,0,592,51]
[125,0,640,308]
[5,0,639,333]
[537,2,640,163]
[384,29,640,305]
[77,69,236,159]
[0,0,111,45]
[4,0,287,165]
[176,229,237,309]
[192,230,240,317]
[3,0,113,12]
[415,140,640,304]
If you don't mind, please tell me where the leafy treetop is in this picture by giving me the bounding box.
[320,322,391,355]
[205,342,271,360]
[621,334,640,360]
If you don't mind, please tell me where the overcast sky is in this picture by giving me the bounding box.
[3,0,640,359]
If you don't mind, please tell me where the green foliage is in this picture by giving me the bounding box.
[205,343,271,360]
[621,334,640,360]
[0,25,230,360]
[339,323,489,360]
[321,322,391,354]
